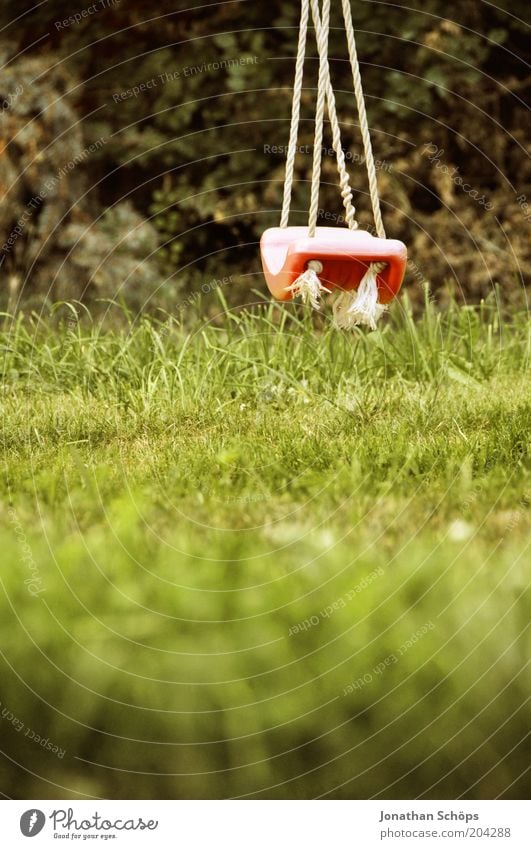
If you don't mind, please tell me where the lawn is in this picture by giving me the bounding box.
[0,292,529,799]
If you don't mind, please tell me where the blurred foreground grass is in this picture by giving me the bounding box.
[0,294,529,799]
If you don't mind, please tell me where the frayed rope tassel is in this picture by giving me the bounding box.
[285,260,330,310]
[332,261,387,331]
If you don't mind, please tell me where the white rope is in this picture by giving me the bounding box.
[287,0,356,311]
[280,0,359,233]
[332,262,386,330]
[284,259,330,309]
[307,0,331,237]
[330,0,387,329]
[341,0,385,239]
[280,0,310,229]
[285,0,334,311]
[310,0,357,232]
[279,0,388,329]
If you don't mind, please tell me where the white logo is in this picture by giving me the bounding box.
[20,810,46,837]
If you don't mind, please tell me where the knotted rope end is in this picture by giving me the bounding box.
[285,260,330,310]
[332,261,387,331]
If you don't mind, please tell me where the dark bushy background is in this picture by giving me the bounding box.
[1,0,529,307]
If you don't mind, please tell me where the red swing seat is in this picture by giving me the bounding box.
[260,226,407,304]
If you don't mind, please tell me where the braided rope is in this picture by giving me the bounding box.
[281,0,360,234]
[307,0,331,237]
[279,0,387,330]
[280,0,310,228]
[341,0,385,239]
[310,0,357,231]
[279,0,386,240]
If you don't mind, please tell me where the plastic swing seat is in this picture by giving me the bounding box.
[260,226,407,304]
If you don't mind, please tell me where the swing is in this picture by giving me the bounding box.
[260,0,407,330]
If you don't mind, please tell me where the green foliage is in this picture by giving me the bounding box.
[0,54,161,305]
[0,297,529,798]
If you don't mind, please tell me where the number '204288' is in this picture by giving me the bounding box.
[467,827,511,837]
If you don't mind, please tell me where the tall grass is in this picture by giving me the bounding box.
[0,294,529,799]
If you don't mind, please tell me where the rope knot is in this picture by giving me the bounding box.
[332,261,387,331]
[285,259,330,310]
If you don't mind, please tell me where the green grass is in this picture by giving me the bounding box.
[0,293,529,800]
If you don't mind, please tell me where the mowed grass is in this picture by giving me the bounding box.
[0,293,529,800]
